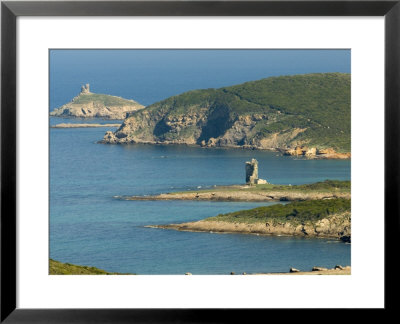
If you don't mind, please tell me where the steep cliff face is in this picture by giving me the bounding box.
[50,90,144,120]
[101,73,350,153]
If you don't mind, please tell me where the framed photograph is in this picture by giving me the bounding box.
[1,0,398,321]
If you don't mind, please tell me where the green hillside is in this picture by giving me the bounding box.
[104,73,350,152]
[206,198,351,225]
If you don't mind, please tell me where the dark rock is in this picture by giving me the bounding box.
[340,235,351,243]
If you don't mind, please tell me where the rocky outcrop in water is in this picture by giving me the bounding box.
[50,84,144,119]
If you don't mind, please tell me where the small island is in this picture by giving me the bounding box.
[50,84,144,119]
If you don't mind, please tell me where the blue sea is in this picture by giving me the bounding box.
[50,50,351,274]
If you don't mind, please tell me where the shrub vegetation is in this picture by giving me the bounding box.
[207,198,351,225]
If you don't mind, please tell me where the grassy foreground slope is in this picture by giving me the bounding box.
[103,73,350,153]
[49,259,131,275]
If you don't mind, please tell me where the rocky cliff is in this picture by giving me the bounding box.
[50,85,144,119]
[101,73,350,154]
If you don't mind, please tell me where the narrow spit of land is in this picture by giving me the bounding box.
[124,180,351,202]
[51,123,121,128]
[147,198,351,241]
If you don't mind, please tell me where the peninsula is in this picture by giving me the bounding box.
[148,198,351,242]
[50,84,144,119]
[123,179,351,202]
[101,73,350,158]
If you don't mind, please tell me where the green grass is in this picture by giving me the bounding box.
[207,198,351,225]
[254,180,351,192]
[72,93,139,106]
[49,259,133,275]
[171,180,351,195]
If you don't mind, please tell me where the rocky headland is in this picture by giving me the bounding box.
[147,198,351,242]
[149,212,351,241]
[50,84,144,119]
[101,73,350,159]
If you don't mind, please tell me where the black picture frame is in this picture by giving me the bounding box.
[1,0,398,322]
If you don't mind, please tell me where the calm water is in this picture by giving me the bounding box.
[50,123,351,274]
[50,50,351,274]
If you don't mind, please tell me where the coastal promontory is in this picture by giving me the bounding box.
[101,73,350,158]
[148,198,351,242]
[50,84,144,119]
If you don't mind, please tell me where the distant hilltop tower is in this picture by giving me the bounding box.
[81,84,90,94]
[245,158,268,185]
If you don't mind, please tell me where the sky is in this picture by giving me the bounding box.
[50,49,350,109]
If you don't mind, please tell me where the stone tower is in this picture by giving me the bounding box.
[245,159,259,185]
[245,158,268,185]
[81,84,90,94]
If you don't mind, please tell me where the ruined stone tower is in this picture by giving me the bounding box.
[245,159,259,185]
[81,84,90,94]
[245,158,268,185]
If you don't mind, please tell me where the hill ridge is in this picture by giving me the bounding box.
[102,73,350,156]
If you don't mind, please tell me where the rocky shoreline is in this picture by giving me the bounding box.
[279,146,351,159]
[257,265,351,275]
[101,135,350,160]
[146,211,351,242]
